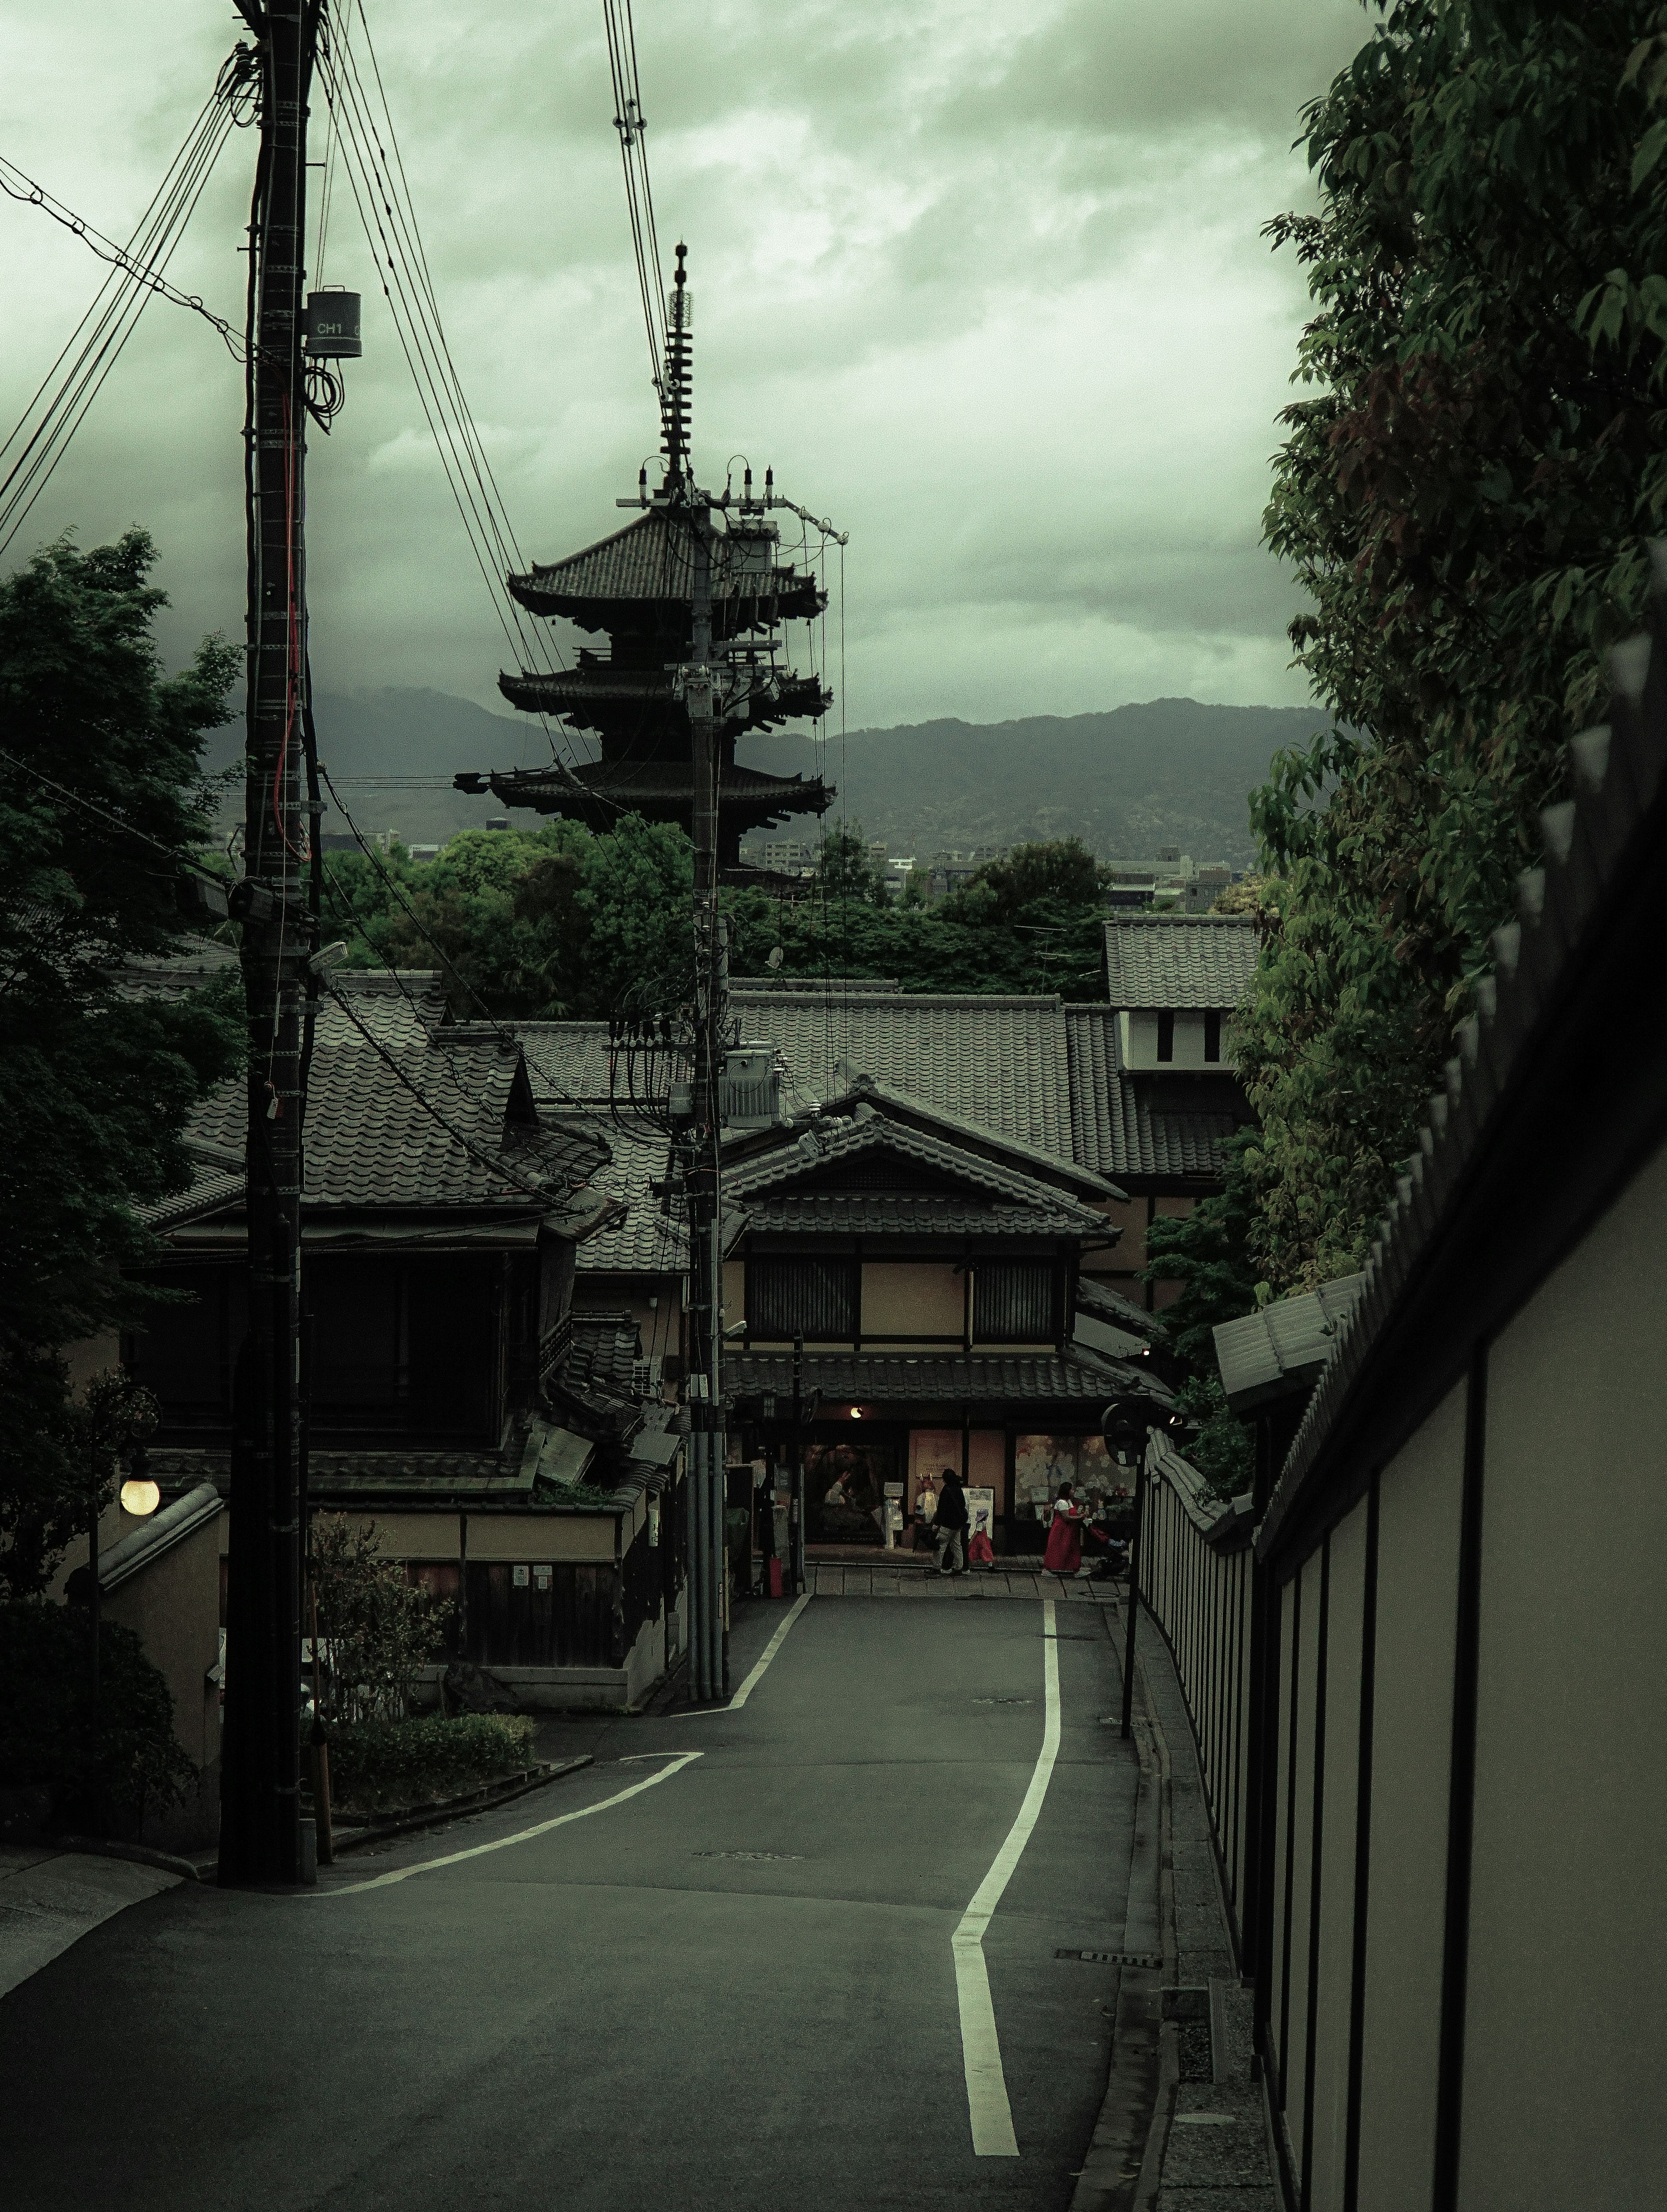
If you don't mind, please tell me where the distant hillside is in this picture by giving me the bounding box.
[738,699,1330,864]
[208,689,1324,859]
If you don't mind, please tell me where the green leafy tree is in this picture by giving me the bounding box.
[1144,1136,1260,1498]
[814,824,888,904]
[0,1598,195,1820]
[1238,0,1667,1291]
[310,1513,452,1726]
[0,531,244,1595]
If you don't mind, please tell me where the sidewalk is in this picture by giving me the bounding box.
[0,1844,183,2004]
[1128,1605,1279,2212]
[807,1560,1119,1602]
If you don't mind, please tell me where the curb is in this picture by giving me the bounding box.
[1067,1601,1180,2212]
[51,1835,203,1883]
[329,1755,593,1853]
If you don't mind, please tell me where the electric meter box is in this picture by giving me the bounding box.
[304,289,362,358]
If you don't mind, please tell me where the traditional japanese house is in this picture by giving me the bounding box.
[116,970,684,1711]
[454,250,834,872]
[1067,913,1261,1305]
[718,1079,1170,1552]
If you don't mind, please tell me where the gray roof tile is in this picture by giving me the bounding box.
[728,1110,1108,1225]
[729,987,1078,1156]
[508,507,824,622]
[738,1195,1090,1237]
[1066,1006,1242,1181]
[725,1346,1170,1409]
[1102,916,1261,1010]
[184,1034,594,1213]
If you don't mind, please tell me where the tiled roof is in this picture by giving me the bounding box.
[498,666,831,738]
[313,971,451,1045]
[728,987,1077,1157]
[572,1127,688,1274]
[1077,1274,1168,1341]
[480,759,832,810]
[727,1109,1109,1226]
[737,1195,1091,1238]
[1102,916,1261,1010]
[564,1312,642,1399]
[1066,1006,1242,1182]
[507,507,824,623]
[1213,1275,1367,1414]
[183,1033,589,1212]
[725,1345,1171,1410]
[1262,577,1667,1561]
[728,976,901,993]
[135,1160,247,1232]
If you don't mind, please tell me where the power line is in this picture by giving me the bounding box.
[315,761,666,1143]
[0,59,249,553]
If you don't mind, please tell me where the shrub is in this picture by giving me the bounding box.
[326,1714,537,1812]
[0,1597,194,1824]
[310,1514,451,1725]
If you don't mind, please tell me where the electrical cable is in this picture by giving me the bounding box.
[0,746,242,890]
[0,70,245,553]
[322,980,586,1205]
[315,761,665,1144]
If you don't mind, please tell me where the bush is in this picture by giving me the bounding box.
[310,1514,451,1725]
[0,1598,194,1824]
[326,1714,537,1813]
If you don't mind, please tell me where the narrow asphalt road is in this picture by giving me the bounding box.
[1,1593,1140,2212]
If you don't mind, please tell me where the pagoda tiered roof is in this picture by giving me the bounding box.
[498,663,830,738]
[507,508,825,636]
[462,757,834,840]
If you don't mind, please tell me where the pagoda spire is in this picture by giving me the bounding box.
[660,242,692,491]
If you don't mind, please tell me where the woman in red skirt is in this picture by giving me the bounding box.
[1043,1482,1083,1573]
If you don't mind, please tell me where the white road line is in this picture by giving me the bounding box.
[311,1754,703,1896]
[952,1597,1061,2157]
[667,1591,813,1715]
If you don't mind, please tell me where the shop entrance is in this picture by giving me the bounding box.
[804,1431,902,1547]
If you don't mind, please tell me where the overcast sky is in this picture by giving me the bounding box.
[2,0,1370,734]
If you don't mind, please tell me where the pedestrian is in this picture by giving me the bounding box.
[1043,1482,1083,1574]
[934,1465,970,1576]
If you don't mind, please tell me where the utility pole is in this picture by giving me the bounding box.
[220,0,320,1886]
[657,246,728,1704]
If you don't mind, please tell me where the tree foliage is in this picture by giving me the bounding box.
[1237,0,1667,1292]
[0,1598,196,1818]
[310,1514,451,1726]
[0,532,244,1593]
[323,828,1115,1011]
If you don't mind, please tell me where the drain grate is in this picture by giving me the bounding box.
[972,1697,1034,1705]
[1057,1947,1162,1968]
[694,1849,803,1862]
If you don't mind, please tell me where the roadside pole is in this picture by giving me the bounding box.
[220,0,316,1886]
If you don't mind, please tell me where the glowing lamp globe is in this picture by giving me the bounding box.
[121,1478,161,1517]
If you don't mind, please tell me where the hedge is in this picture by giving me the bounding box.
[326,1714,537,1812]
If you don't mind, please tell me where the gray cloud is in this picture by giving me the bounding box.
[0,0,1368,733]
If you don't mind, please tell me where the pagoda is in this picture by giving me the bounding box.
[455,247,835,871]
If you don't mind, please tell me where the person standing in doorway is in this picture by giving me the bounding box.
[934,1466,970,1576]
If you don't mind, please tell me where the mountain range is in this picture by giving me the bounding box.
[220,688,1328,861]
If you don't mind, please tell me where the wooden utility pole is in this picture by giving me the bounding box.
[220,0,320,1886]
[662,247,728,1703]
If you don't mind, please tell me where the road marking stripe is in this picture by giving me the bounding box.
[667,1591,813,1715]
[952,1597,1061,2157]
[311,1754,704,1895]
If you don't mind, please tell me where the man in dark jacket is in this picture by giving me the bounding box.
[934,1467,970,1576]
